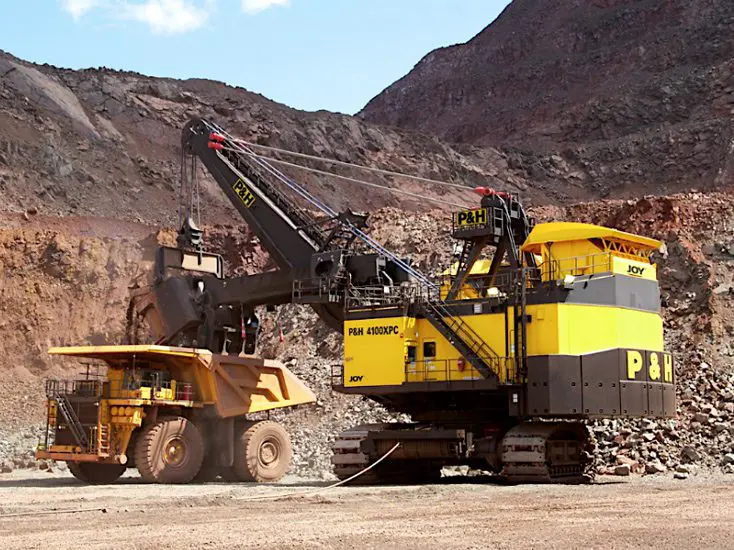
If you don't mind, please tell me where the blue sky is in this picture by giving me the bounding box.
[0,0,510,114]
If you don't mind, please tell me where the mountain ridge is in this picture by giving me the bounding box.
[1,48,553,228]
[359,0,734,198]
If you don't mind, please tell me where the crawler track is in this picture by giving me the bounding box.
[332,421,593,485]
[500,422,593,484]
[331,424,443,484]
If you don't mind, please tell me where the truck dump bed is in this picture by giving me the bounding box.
[48,345,316,416]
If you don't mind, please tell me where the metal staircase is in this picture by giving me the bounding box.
[421,300,502,380]
[55,395,88,448]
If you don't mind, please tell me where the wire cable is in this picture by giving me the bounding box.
[232,442,402,502]
[202,120,439,288]
[0,507,109,518]
[206,121,339,217]
[219,146,473,210]
[0,443,403,518]
[232,139,475,191]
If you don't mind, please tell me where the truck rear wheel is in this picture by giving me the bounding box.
[233,420,292,483]
[135,416,204,484]
[67,462,126,484]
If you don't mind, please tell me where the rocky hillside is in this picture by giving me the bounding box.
[360,0,734,199]
[3,194,734,479]
[0,50,551,221]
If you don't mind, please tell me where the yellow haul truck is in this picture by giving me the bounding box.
[36,345,315,484]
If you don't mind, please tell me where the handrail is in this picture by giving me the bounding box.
[427,300,500,361]
[541,252,613,281]
[55,395,88,448]
[405,357,516,386]
[45,377,195,401]
[344,282,437,309]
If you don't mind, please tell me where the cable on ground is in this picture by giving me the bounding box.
[0,443,402,517]
[232,442,402,502]
[0,507,108,519]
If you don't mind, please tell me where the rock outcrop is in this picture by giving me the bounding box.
[0,50,546,221]
[360,0,734,200]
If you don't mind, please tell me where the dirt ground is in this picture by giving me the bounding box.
[0,471,732,550]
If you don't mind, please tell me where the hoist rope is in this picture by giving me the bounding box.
[228,139,478,192]
[201,120,441,287]
[216,145,472,210]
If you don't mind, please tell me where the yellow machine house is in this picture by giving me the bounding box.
[344,221,669,393]
[332,190,674,483]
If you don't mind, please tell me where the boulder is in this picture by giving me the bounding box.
[681,446,700,462]
[645,461,667,474]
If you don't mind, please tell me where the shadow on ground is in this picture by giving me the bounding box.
[0,473,626,489]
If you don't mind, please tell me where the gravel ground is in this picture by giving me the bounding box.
[0,471,732,549]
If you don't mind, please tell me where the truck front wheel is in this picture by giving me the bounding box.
[233,420,292,483]
[135,416,204,484]
[68,462,126,484]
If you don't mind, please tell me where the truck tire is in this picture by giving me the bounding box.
[233,420,292,483]
[67,462,126,484]
[135,416,204,484]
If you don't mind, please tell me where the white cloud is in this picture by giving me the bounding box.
[60,0,289,36]
[61,0,101,19]
[241,0,289,15]
[61,0,215,34]
[121,0,213,35]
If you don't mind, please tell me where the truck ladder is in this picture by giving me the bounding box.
[98,424,110,455]
[56,395,88,448]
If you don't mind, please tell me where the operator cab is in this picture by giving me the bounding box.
[521,222,661,283]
